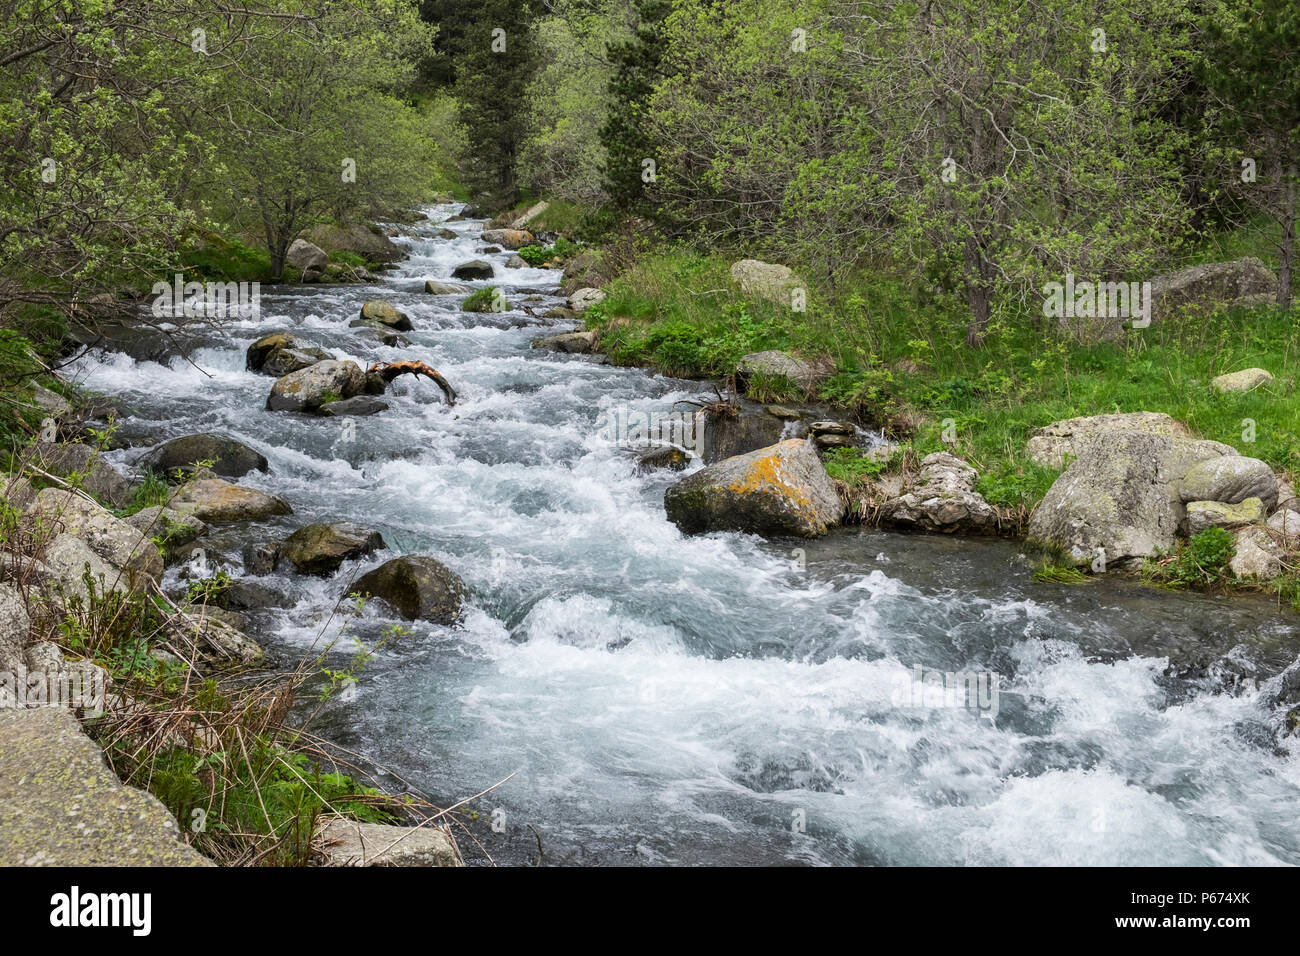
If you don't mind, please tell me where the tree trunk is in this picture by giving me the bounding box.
[963,234,993,347]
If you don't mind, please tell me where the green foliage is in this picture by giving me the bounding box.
[517,236,580,266]
[600,0,670,210]
[111,735,397,866]
[461,286,507,312]
[180,234,272,282]
[1146,527,1238,590]
[821,447,894,485]
[1032,564,1092,585]
[121,471,172,517]
[186,570,232,606]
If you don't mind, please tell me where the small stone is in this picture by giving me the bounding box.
[1211,368,1273,393]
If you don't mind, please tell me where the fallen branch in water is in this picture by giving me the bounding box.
[367,361,457,406]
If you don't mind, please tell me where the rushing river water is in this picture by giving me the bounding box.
[71,205,1300,866]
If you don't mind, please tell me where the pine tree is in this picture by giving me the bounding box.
[600,0,671,211]
[453,0,539,207]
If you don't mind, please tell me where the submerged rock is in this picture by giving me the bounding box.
[636,445,690,473]
[141,433,268,481]
[425,279,470,295]
[531,331,597,354]
[280,521,386,576]
[317,395,389,417]
[351,555,468,624]
[664,439,844,537]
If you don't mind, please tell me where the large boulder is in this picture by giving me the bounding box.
[1149,258,1277,324]
[266,360,366,413]
[0,707,211,865]
[27,488,162,584]
[0,583,29,676]
[358,301,413,331]
[1177,455,1278,510]
[31,441,135,509]
[141,433,268,481]
[168,478,292,523]
[736,350,834,396]
[664,439,844,537]
[451,260,494,281]
[303,223,405,263]
[1027,432,1236,565]
[878,452,1000,534]
[1212,367,1274,393]
[479,228,533,250]
[1026,412,1193,470]
[246,332,333,377]
[280,522,385,576]
[567,288,606,313]
[351,555,468,624]
[38,534,134,601]
[730,259,803,307]
[286,239,328,272]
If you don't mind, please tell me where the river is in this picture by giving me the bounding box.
[70,205,1300,866]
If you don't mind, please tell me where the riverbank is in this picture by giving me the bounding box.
[482,204,1300,613]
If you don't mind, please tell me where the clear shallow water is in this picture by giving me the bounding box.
[70,206,1300,866]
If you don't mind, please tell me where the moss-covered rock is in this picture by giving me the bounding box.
[280,521,385,576]
[664,438,844,537]
[351,555,468,624]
